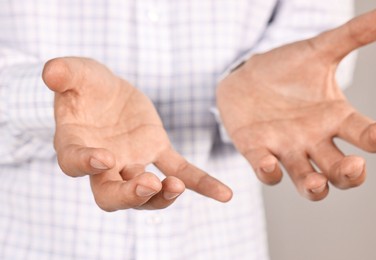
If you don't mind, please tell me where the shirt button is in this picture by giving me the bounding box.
[146,214,163,225]
[147,9,160,23]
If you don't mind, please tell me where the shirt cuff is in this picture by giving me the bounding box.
[217,50,255,83]
[213,49,256,144]
[210,107,232,143]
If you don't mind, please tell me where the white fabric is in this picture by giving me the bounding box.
[0,0,354,259]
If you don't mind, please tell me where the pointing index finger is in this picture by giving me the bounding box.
[154,148,233,202]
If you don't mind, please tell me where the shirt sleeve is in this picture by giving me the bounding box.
[0,47,55,165]
[214,0,357,143]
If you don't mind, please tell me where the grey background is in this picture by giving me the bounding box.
[264,2,376,260]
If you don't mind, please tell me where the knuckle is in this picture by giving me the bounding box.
[118,198,137,209]
[256,168,282,186]
[262,177,282,186]
[347,175,366,189]
[57,156,75,177]
[307,194,326,202]
[93,196,116,212]
[176,160,190,175]
[97,203,116,212]
[155,204,169,210]
[140,201,170,210]
[56,149,80,178]
[304,188,328,202]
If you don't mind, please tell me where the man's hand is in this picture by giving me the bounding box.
[42,57,232,211]
[217,10,376,201]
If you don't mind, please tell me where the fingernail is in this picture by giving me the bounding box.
[163,192,180,200]
[310,184,326,194]
[345,167,364,180]
[90,158,109,170]
[261,164,275,173]
[136,185,157,197]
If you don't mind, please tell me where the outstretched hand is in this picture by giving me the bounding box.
[43,57,232,211]
[217,10,376,200]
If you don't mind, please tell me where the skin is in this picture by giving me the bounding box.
[42,10,376,210]
[42,57,232,212]
[217,9,376,201]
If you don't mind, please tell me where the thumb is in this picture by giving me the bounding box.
[312,9,376,62]
[42,57,114,93]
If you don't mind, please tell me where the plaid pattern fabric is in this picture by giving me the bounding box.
[0,1,354,259]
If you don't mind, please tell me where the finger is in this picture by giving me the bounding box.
[120,164,146,180]
[242,148,282,185]
[139,176,185,210]
[312,9,376,62]
[308,141,366,189]
[328,156,366,190]
[154,148,233,202]
[42,57,113,93]
[309,140,344,174]
[42,57,86,93]
[56,144,115,177]
[338,111,376,152]
[280,151,329,201]
[90,171,162,212]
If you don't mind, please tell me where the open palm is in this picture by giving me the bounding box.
[43,57,232,211]
[217,10,376,200]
